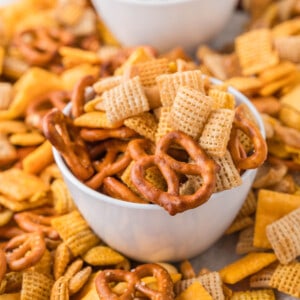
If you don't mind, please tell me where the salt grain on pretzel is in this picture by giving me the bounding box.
[42,109,94,181]
[5,232,46,271]
[131,131,218,215]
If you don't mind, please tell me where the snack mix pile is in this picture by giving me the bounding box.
[0,0,300,299]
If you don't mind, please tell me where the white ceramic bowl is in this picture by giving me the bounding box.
[53,81,265,263]
[91,0,238,54]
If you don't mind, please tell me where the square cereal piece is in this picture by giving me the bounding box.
[235,29,279,76]
[103,76,149,124]
[254,190,300,249]
[125,58,170,87]
[236,226,263,255]
[208,88,235,110]
[155,106,174,143]
[230,289,275,300]
[225,216,254,235]
[93,75,123,95]
[270,261,300,298]
[266,207,300,264]
[0,168,49,201]
[199,109,235,157]
[124,112,158,142]
[213,151,242,192]
[156,70,204,107]
[249,262,278,289]
[171,86,214,140]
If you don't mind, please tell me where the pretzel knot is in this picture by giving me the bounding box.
[15,27,74,66]
[4,232,46,271]
[14,208,59,239]
[228,106,267,170]
[95,263,174,300]
[25,90,70,130]
[130,131,219,215]
[42,108,94,181]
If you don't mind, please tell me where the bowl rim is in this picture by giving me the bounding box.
[53,76,265,211]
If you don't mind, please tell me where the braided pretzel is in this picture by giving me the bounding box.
[26,90,70,130]
[5,232,46,271]
[15,27,74,66]
[42,108,94,181]
[0,249,6,283]
[71,75,96,118]
[228,105,267,170]
[14,208,59,239]
[131,131,218,215]
[102,177,148,204]
[80,126,138,142]
[95,263,174,300]
[85,140,132,190]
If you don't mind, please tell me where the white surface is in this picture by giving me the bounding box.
[0,0,19,7]
[91,0,238,54]
[53,80,265,263]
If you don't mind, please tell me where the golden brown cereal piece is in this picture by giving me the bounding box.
[199,109,234,157]
[51,179,75,215]
[225,216,254,235]
[83,95,105,113]
[73,111,123,129]
[155,106,174,143]
[124,58,170,87]
[280,84,300,113]
[225,76,262,95]
[53,243,72,280]
[279,105,300,131]
[0,168,49,202]
[250,97,281,116]
[237,190,257,218]
[236,226,263,255]
[21,271,54,300]
[93,75,123,94]
[269,261,300,297]
[249,262,278,289]
[82,245,125,266]
[219,252,277,284]
[235,29,279,76]
[258,61,297,84]
[68,266,92,295]
[230,289,275,300]
[28,249,52,277]
[103,76,150,123]
[40,164,62,185]
[176,281,213,300]
[171,86,213,139]
[0,83,13,110]
[156,70,204,107]
[22,140,54,175]
[9,131,45,147]
[174,271,224,299]
[50,276,69,300]
[124,112,158,142]
[0,134,17,168]
[266,207,300,264]
[59,46,101,65]
[0,121,28,135]
[179,260,196,279]
[254,189,300,248]
[0,207,13,226]
[208,89,235,110]
[4,271,23,293]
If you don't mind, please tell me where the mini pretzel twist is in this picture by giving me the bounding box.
[131,131,218,215]
[95,263,174,300]
[42,108,95,181]
[0,249,7,283]
[134,263,175,300]
[4,232,46,271]
[14,208,59,239]
[25,90,70,130]
[80,126,138,142]
[15,27,74,66]
[228,105,267,170]
[71,75,96,118]
[85,140,132,190]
